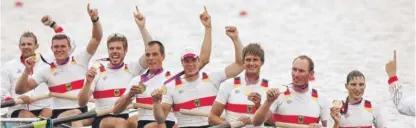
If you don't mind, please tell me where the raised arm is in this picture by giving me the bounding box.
[223,26,244,79]
[134,6,152,69]
[385,50,415,116]
[78,68,96,107]
[198,6,212,70]
[151,89,172,124]
[85,3,103,55]
[15,57,39,94]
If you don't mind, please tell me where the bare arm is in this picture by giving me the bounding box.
[208,101,226,125]
[113,93,135,114]
[153,102,172,124]
[78,69,95,107]
[224,26,244,79]
[134,6,152,69]
[198,6,212,70]
[15,68,38,94]
[85,4,103,55]
[252,100,273,126]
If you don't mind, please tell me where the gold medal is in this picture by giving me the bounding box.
[137,83,147,92]
[332,100,343,108]
[244,86,252,96]
[159,85,167,95]
[277,86,287,93]
[33,54,41,63]
[92,61,102,69]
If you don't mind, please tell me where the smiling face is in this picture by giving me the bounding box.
[107,41,127,66]
[345,70,366,100]
[242,43,265,76]
[146,44,165,71]
[51,39,71,62]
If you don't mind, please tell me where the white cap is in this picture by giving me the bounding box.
[180,48,199,60]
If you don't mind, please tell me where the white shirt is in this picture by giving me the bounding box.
[90,60,145,114]
[128,69,176,122]
[388,77,415,116]
[215,74,269,128]
[1,56,52,117]
[33,51,92,109]
[269,85,330,125]
[162,70,227,127]
[336,99,386,128]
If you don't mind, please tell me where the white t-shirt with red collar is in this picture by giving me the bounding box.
[127,69,177,122]
[89,60,145,114]
[269,85,330,125]
[162,70,227,127]
[33,51,91,109]
[215,74,269,128]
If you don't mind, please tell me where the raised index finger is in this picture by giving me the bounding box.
[203,6,208,14]
[87,3,91,11]
[135,6,140,13]
[393,49,396,62]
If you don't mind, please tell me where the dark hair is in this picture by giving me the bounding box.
[341,70,366,115]
[242,43,265,63]
[51,34,71,46]
[293,55,314,72]
[20,31,38,44]
[346,70,365,84]
[107,33,128,50]
[147,41,165,56]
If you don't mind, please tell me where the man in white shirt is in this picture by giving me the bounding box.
[208,42,272,128]
[252,55,330,128]
[14,4,103,127]
[150,24,244,127]
[78,6,151,128]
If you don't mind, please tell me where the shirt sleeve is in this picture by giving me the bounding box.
[1,68,11,100]
[372,102,387,128]
[161,83,174,105]
[318,93,331,122]
[207,70,227,89]
[388,78,415,116]
[32,66,48,85]
[127,60,146,76]
[74,51,93,70]
[397,96,415,116]
[215,79,233,105]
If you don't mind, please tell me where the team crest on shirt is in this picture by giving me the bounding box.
[114,89,120,96]
[66,83,72,91]
[247,105,254,113]
[17,69,22,74]
[297,115,304,124]
[194,99,200,107]
[178,89,184,94]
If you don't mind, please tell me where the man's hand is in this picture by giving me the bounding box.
[85,68,97,83]
[330,107,341,125]
[87,3,99,22]
[41,15,53,26]
[225,26,239,40]
[385,50,397,78]
[236,116,252,126]
[151,89,163,103]
[24,56,36,71]
[128,85,145,96]
[133,6,146,27]
[18,95,31,104]
[248,92,261,108]
[266,88,281,102]
[200,6,211,28]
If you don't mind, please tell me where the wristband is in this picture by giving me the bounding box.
[49,21,56,28]
[54,26,64,33]
[388,76,398,85]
